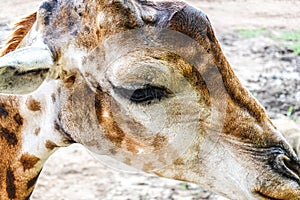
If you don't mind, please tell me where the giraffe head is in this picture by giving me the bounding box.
[1,0,300,199]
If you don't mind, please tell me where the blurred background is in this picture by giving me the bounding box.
[0,0,300,199]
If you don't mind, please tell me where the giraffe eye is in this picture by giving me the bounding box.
[115,84,173,104]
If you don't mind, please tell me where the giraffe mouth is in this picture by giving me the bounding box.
[256,191,283,200]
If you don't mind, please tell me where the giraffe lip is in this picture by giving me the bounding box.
[256,191,283,200]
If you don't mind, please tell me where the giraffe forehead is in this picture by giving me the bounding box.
[36,0,142,49]
[34,0,190,53]
[36,0,96,50]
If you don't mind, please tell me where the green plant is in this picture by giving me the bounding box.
[270,30,300,55]
[274,30,300,41]
[287,106,294,118]
[237,29,300,55]
[288,44,300,55]
[251,91,258,98]
[180,183,188,190]
[238,28,266,39]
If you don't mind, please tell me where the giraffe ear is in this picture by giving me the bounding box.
[0,47,53,94]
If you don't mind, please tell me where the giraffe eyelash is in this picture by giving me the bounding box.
[114,84,173,104]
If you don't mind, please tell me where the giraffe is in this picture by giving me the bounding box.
[0,0,300,199]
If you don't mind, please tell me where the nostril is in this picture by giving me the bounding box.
[283,156,300,177]
[276,155,300,182]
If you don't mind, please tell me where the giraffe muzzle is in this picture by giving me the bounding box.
[275,154,300,183]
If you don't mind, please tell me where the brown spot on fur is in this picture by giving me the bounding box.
[26,98,41,111]
[0,127,18,146]
[0,103,8,118]
[34,127,41,136]
[173,174,185,181]
[109,148,117,155]
[0,97,27,199]
[95,87,144,153]
[105,120,125,147]
[142,162,154,172]
[20,153,40,171]
[1,12,37,56]
[27,171,41,190]
[124,157,132,165]
[24,191,33,200]
[94,89,125,148]
[126,143,138,153]
[54,121,60,130]
[51,93,56,103]
[95,97,143,154]
[45,140,59,150]
[6,167,16,199]
[63,75,76,88]
[173,158,185,166]
[13,113,23,125]
[152,135,167,151]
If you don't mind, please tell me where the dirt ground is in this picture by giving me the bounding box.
[0,0,300,199]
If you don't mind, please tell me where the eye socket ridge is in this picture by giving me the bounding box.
[114,84,173,104]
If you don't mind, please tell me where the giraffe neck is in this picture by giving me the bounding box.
[0,96,41,199]
[0,82,71,200]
